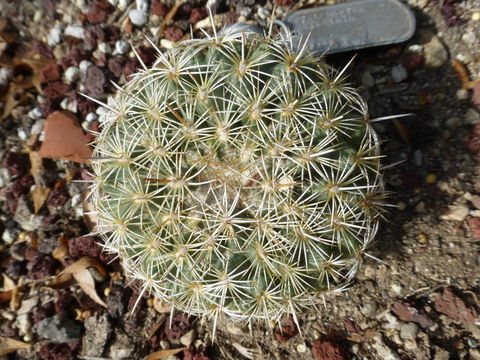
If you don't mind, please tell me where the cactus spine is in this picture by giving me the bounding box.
[90,29,384,327]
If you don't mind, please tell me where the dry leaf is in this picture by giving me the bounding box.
[145,347,186,360]
[29,150,43,177]
[2,274,21,311]
[1,83,21,120]
[31,185,50,214]
[38,110,92,163]
[0,337,31,356]
[52,257,107,307]
[52,237,69,262]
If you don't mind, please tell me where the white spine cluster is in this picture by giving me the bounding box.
[89,30,384,329]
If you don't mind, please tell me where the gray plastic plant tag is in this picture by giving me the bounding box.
[283,0,416,55]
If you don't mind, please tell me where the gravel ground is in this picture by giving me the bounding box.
[0,0,480,359]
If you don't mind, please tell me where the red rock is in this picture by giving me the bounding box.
[43,82,71,99]
[94,53,108,67]
[465,124,480,154]
[70,92,97,115]
[472,81,480,110]
[343,319,360,333]
[467,217,480,239]
[39,343,76,360]
[27,252,59,279]
[40,63,61,83]
[32,39,54,59]
[67,236,102,259]
[87,0,114,24]
[6,175,34,213]
[164,313,190,340]
[85,25,106,49]
[274,315,299,342]
[40,98,61,117]
[136,46,156,66]
[401,54,425,71]
[85,66,106,97]
[123,58,139,79]
[433,287,478,323]
[392,301,434,329]
[55,292,77,313]
[46,185,69,207]
[151,0,168,16]
[60,48,91,70]
[184,346,209,360]
[275,0,295,6]
[311,339,349,360]
[39,110,92,163]
[189,7,207,24]
[107,56,125,77]
[164,26,184,42]
[3,151,29,176]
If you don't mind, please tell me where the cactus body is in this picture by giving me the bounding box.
[90,31,384,324]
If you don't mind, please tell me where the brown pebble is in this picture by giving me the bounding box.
[85,66,106,97]
[164,26,184,42]
[40,63,61,83]
[151,0,168,17]
[87,0,114,24]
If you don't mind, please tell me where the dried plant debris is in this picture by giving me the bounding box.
[0,0,480,359]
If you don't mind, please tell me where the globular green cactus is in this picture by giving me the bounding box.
[89,28,384,327]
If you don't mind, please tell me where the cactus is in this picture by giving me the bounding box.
[89,28,384,327]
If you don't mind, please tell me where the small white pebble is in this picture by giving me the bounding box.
[64,24,85,39]
[391,283,402,294]
[64,66,80,84]
[297,343,307,353]
[391,64,408,83]
[257,7,270,20]
[98,42,112,54]
[472,12,480,22]
[107,0,118,6]
[160,38,174,49]
[129,9,148,26]
[31,119,45,135]
[2,229,15,244]
[407,44,423,53]
[47,24,63,46]
[136,0,149,12]
[0,67,13,87]
[28,107,43,120]
[60,97,78,113]
[79,60,94,74]
[86,112,98,122]
[114,40,130,55]
[17,128,28,141]
[456,88,469,100]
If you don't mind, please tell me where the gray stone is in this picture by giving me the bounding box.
[129,9,148,26]
[114,40,130,55]
[65,24,85,39]
[14,196,43,232]
[400,322,419,340]
[391,64,408,83]
[421,30,448,68]
[108,329,134,359]
[466,108,480,125]
[37,314,82,343]
[82,312,112,357]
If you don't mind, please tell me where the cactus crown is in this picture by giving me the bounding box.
[90,29,384,328]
